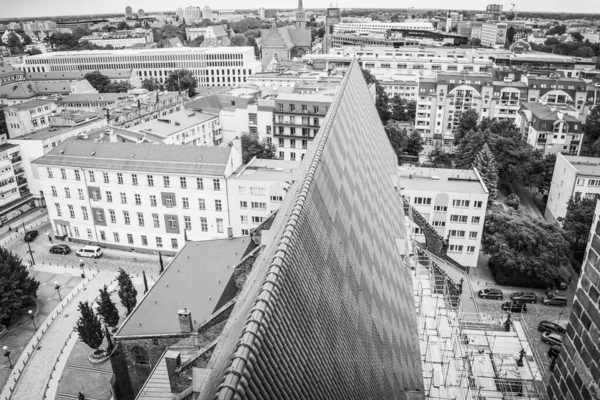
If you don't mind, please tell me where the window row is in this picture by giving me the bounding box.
[448,245,476,253]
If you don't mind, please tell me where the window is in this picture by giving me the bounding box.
[452,199,470,208]
[239,186,247,195]
[132,174,138,185]
[474,201,483,208]
[251,202,267,210]
[55,203,62,216]
[242,229,250,236]
[68,205,75,218]
[252,216,264,223]
[88,171,95,182]
[213,179,220,191]
[74,170,80,181]
[467,246,476,253]
[180,177,187,189]
[51,186,57,197]
[171,238,178,249]
[168,217,176,229]
[74,227,79,237]
[182,197,189,209]
[200,217,208,231]
[103,172,110,183]
[127,234,133,244]
[198,198,206,210]
[117,173,124,184]
[106,191,113,203]
[165,196,174,207]
[95,209,104,223]
[91,189,100,201]
[270,196,283,202]
[448,245,464,252]
[469,231,478,239]
[414,197,432,205]
[100,231,106,241]
[120,192,127,204]
[588,179,600,187]
[137,212,145,226]
[250,187,265,195]
[156,237,163,248]
[87,229,93,239]
[432,221,446,227]
[150,195,157,207]
[48,168,54,179]
[241,215,248,224]
[109,210,116,223]
[213,199,222,211]
[471,216,481,224]
[65,188,71,198]
[197,178,204,190]
[81,206,89,220]
[123,211,130,225]
[450,215,468,223]
[216,218,224,233]
[147,175,154,186]
[78,189,84,200]
[153,214,160,228]
[141,236,148,246]
[163,176,170,187]
[61,169,67,179]
[449,230,466,238]
[577,178,585,187]
[113,232,120,243]
[184,216,191,230]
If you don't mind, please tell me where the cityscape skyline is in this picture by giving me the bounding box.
[3,0,600,19]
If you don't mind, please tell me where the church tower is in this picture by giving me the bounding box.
[295,0,306,30]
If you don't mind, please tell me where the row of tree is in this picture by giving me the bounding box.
[84,71,132,93]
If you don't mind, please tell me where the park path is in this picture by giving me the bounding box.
[10,270,117,400]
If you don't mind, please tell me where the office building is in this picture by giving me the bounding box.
[546,155,600,222]
[325,7,341,35]
[547,201,600,400]
[32,141,242,253]
[0,138,31,225]
[78,29,154,48]
[481,22,508,47]
[3,99,58,138]
[486,4,503,20]
[399,167,488,267]
[134,109,222,145]
[19,47,262,87]
[333,21,433,35]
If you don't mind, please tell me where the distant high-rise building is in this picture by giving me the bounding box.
[326,6,340,35]
[202,6,213,20]
[125,5,133,18]
[486,4,503,20]
[295,0,306,30]
[258,7,265,19]
[137,9,145,17]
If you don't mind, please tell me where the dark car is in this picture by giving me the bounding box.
[554,278,568,290]
[478,288,504,300]
[542,295,568,307]
[538,320,566,335]
[501,301,527,313]
[510,292,538,304]
[49,244,71,255]
[548,345,562,359]
[542,332,564,346]
[24,230,38,242]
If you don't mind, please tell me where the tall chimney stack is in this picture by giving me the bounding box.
[178,308,192,333]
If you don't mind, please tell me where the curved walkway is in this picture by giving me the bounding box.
[8,269,116,400]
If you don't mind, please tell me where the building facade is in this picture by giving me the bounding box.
[3,99,58,138]
[176,7,203,24]
[78,29,154,48]
[480,23,508,47]
[546,154,600,222]
[185,25,229,45]
[0,139,32,225]
[333,21,434,35]
[134,109,222,145]
[32,142,242,254]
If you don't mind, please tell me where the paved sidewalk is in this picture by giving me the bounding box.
[0,209,48,241]
[10,270,117,400]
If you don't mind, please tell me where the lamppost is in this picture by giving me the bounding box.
[79,259,86,279]
[22,220,35,266]
[28,310,36,330]
[3,346,12,368]
[54,281,62,301]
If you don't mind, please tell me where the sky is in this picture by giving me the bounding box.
[2,0,599,19]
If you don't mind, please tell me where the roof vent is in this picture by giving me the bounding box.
[130,153,135,158]
[91,151,96,156]
[60,150,64,154]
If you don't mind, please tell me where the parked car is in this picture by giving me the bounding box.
[541,332,564,346]
[542,295,568,307]
[554,278,568,290]
[538,320,566,335]
[49,244,71,255]
[76,245,102,259]
[24,230,38,242]
[478,288,503,300]
[510,292,538,304]
[501,302,527,313]
[548,345,562,359]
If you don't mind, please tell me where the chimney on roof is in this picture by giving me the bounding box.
[178,308,193,333]
[164,350,187,392]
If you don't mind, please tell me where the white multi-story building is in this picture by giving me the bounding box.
[202,6,213,20]
[480,22,508,48]
[546,154,600,222]
[32,141,242,254]
[333,22,434,35]
[134,109,222,145]
[227,158,300,236]
[399,166,489,267]
[176,7,203,24]
[18,47,262,87]
[78,29,154,48]
[0,138,32,225]
[3,99,58,138]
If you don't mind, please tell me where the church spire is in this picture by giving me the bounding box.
[296,0,306,30]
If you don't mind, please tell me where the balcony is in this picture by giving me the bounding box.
[537,137,547,143]
[16,177,27,186]
[11,156,22,164]
[14,168,25,175]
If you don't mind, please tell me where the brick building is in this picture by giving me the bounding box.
[547,200,600,400]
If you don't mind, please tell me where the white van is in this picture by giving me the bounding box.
[76,245,103,258]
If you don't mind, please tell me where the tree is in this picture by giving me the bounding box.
[584,105,600,155]
[25,48,42,55]
[361,67,390,123]
[472,143,498,201]
[230,34,247,46]
[188,35,205,47]
[391,97,415,122]
[0,248,39,326]
[96,285,120,329]
[506,26,515,46]
[384,122,409,163]
[75,301,104,352]
[547,24,567,36]
[117,269,138,316]
[472,38,481,46]
[455,109,479,145]
[7,33,23,49]
[426,146,451,168]
[455,129,494,169]
[84,71,111,92]
[559,197,596,248]
[0,107,9,138]
[78,393,86,400]
[103,82,132,93]
[141,78,164,92]
[571,32,584,42]
[524,153,556,195]
[241,133,277,164]
[164,69,198,97]
[117,21,129,30]
[507,193,520,209]
[482,212,570,287]
[405,130,424,155]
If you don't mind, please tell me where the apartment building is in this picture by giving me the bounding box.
[273,93,333,161]
[18,47,262,87]
[546,154,600,222]
[333,22,433,35]
[227,158,300,236]
[32,141,242,254]
[3,99,58,138]
[399,167,489,267]
[176,6,203,24]
[78,29,154,48]
[0,138,31,225]
[134,109,222,145]
[480,23,508,48]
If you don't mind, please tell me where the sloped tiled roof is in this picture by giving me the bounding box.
[0,62,24,79]
[198,60,423,399]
